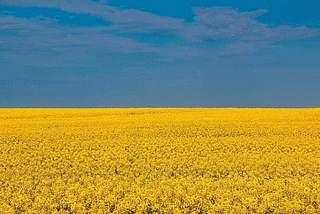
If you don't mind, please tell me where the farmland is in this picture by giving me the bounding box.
[0,108,320,213]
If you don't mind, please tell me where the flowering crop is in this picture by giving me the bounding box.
[0,108,320,213]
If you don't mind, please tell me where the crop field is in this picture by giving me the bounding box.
[0,108,320,213]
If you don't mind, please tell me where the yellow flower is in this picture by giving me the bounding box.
[0,108,319,213]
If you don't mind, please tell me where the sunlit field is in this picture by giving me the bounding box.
[0,108,320,213]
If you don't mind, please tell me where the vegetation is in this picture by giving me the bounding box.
[0,108,319,213]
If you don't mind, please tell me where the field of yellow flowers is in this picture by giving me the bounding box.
[0,108,320,213]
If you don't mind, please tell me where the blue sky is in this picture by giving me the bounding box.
[0,0,319,107]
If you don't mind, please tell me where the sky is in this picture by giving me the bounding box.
[0,0,319,107]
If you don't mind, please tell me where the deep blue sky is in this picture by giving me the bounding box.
[1,0,319,107]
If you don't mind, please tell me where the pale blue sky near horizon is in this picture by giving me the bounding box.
[0,0,319,107]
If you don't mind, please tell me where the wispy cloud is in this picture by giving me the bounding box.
[0,14,201,66]
[184,7,319,42]
[2,1,319,40]
[220,41,275,55]
[1,0,183,32]
[1,0,320,66]
[0,14,163,66]
[1,0,116,15]
[106,9,184,32]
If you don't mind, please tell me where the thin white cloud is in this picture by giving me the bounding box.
[1,0,183,32]
[184,7,319,42]
[0,14,163,66]
[0,15,157,52]
[270,25,319,41]
[242,9,269,18]
[220,41,275,55]
[2,1,319,41]
[0,14,198,66]
[0,0,116,15]
[107,9,184,32]
[1,0,320,66]
[0,15,46,32]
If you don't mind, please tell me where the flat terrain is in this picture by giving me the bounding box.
[0,108,320,213]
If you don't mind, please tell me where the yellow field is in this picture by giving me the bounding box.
[0,108,320,213]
